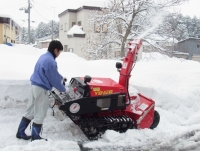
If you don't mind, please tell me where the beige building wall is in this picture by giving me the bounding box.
[0,23,17,44]
[10,25,16,43]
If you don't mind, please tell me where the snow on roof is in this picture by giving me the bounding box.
[178,37,200,43]
[0,13,22,28]
[0,13,12,19]
[40,38,59,43]
[36,35,58,41]
[67,25,85,35]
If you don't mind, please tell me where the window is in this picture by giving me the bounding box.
[94,21,100,32]
[94,22,108,33]
[72,22,76,27]
[64,23,67,32]
[60,24,63,30]
[78,21,81,26]
[0,17,9,24]
[102,23,108,33]
[11,20,14,27]
[68,48,73,53]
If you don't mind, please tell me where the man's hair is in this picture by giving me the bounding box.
[48,40,63,58]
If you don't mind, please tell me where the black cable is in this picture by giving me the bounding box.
[31,0,60,13]
[32,5,50,21]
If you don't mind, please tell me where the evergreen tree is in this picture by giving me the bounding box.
[21,27,28,43]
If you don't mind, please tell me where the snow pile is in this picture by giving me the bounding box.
[0,44,200,151]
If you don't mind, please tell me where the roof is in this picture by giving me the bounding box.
[178,37,200,43]
[36,35,58,41]
[40,38,59,43]
[58,6,101,17]
[0,13,22,28]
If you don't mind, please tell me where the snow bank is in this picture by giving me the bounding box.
[0,44,200,151]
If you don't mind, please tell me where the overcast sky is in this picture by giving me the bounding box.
[0,0,199,27]
[0,0,105,27]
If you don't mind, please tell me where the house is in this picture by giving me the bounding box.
[176,37,200,59]
[35,35,58,49]
[0,14,21,44]
[58,6,102,59]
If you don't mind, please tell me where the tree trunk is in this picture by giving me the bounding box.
[120,12,136,57]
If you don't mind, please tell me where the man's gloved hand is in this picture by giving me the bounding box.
[63,77,67,82]
[63,77,67,86]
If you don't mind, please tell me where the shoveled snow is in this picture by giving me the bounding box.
[0,44,200,151]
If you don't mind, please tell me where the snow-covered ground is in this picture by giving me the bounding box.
[0,44,200,151]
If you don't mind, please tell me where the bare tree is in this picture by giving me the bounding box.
[83,0,187,59]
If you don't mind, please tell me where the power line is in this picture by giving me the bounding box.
[31,0,60,13]
[32,6,50,22]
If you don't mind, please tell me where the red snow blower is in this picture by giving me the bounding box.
[50,39,160,140]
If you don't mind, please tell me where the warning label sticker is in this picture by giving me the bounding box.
[138,103,148,111]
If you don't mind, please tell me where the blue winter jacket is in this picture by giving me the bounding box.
[30,51,66,92]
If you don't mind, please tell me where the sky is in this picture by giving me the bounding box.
[0,44,200,150]
[0,0,105,27]
[0,0,199,28]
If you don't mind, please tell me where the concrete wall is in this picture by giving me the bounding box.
[66,37,86,56]
[59,13,69,46]
[59,9,91,57]
[59,12,77,46]
[68,12,77,30]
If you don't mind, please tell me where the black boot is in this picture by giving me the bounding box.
[16,117,31,140]
[31,122,47,141]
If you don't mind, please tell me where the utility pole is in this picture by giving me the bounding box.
[28,0,30,44]
[19,0,31,44]
[51,7,55,41]
[51,20,53,40]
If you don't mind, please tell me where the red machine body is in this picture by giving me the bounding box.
[80,77,126,96]
[78,39,155,129]
[51,39,160,140]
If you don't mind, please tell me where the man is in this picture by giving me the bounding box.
[16,40,67,141]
